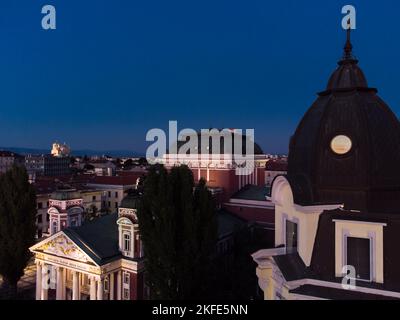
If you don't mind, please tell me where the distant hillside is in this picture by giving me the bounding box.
[0,147,144,158]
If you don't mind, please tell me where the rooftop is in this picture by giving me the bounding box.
[231,185,270,202]
[290,284,400,300]
[217,209,247,238]
[265,160,288,172]
[64,214,121,265]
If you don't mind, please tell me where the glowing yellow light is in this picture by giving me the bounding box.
[331,135,352,155]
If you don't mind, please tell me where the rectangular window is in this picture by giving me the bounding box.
[38,202,43,209]
[347,237,371,281]
[71,219,77,227]
[124,233,131,252]
[108,191,111,198]
[115,192,118,198]
[123,288,130,300]
[92,196,96,201]
[123,272,130,284]
[285,220,298,253]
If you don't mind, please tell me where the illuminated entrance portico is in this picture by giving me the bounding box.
[30,190,146,300]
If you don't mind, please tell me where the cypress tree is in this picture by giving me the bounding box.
[0,165,37,297]
[137,164,217,299]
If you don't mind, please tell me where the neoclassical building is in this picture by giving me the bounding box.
[253,28,400,300]
[30,190,146,300]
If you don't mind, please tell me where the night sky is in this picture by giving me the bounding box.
[0,0,399,154]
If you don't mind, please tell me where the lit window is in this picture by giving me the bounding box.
[330,135,352,155]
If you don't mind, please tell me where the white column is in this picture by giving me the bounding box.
[72,271,79,300]
[117,271,121,300]
[36,262,42,300]
[97,278,104,300]
[90,276,97,300]
[78,273,82,300]
[56,267,64,300]
[110,273,115,300]
[41,265,48,300]
[62,269,67,299]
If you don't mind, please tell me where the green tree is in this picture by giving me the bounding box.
[0,166,37,297]
[137,164,217,299]
[84,205,99,221]
[123,159,133,169]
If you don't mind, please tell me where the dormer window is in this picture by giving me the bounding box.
[117,217,135,258]
[123,232,131,252]
[347,237,371,281]
[52,221,58,234]
[334,219,386,283]
[285,220,298,253]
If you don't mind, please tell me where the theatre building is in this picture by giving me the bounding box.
[253,29,400,300]
[161,131,266,204]
[30,190,146,300]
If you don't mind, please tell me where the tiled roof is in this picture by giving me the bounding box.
[64,214,122,265]
[265,160,288,172]
[273,253,313,281]
[290,284,400,300]
[87,175,138,186]
[217,209,246,238]
[231,185,270,201]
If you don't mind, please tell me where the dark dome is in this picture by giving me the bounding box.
[326,58,368,90]
[288,33,400,213]
[51,188,80,201]
[171,131,263,155]
[120,190,140,209]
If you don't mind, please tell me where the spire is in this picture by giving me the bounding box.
[343,19,354,60]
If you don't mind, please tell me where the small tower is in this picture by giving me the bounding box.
[48,187,84,235]
[117,190,143,259]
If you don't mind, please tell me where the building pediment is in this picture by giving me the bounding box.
[30,233,95,265]
[117,217,135,225]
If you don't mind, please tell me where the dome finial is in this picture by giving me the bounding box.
[343,18,353,60]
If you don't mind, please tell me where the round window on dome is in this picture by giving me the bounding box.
[330,135,352,155]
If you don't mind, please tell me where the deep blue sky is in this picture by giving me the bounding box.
[0,0,399,154]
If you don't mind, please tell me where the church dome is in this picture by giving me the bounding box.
[287,30,400,213]
[326,36,368,91]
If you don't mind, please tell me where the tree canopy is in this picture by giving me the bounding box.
[0,166,37,296]
[137,164,217,299]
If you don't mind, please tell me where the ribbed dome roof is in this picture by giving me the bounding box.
[287,31,400,214]
[326,59,368,90]
[325,32,368,91]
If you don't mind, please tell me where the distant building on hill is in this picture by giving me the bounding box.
[51,142,71,158]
